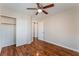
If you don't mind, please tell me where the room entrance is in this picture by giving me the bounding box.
[32,21,44,41]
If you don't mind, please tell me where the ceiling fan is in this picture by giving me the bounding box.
[27,3,54,15]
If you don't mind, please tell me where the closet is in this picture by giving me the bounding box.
[0,15,16,47]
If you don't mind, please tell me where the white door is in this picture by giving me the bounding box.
[38,22,44,40]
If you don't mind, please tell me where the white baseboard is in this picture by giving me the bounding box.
[43,40,79,52]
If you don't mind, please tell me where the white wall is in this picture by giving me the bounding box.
[75,7,79,51]
[42,7,79,52]
[16,15,32,46]
[0,6,32,48]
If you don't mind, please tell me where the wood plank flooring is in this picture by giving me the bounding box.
[0,45,16,56]
[0,39,79,56]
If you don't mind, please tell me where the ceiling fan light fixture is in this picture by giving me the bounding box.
[38,9,42,13]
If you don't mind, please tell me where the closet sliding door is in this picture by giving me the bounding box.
[0,16,16,48]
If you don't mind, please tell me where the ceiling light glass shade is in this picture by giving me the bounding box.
[38,9,42,13]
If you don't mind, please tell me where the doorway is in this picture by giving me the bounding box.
[32,21,44,41]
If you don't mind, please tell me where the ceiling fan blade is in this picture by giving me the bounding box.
[42,10,48,14]
[35,12,38,15]
[36,3,41,9]
[43,4,54,9]
[27,8,37,10]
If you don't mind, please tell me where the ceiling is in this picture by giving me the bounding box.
[0,3,79,19]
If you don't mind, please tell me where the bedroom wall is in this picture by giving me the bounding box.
[42,7,79,51]
[16,15,32,46]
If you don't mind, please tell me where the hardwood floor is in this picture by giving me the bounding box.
[0,45,16,56]
[0,39,79,56]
